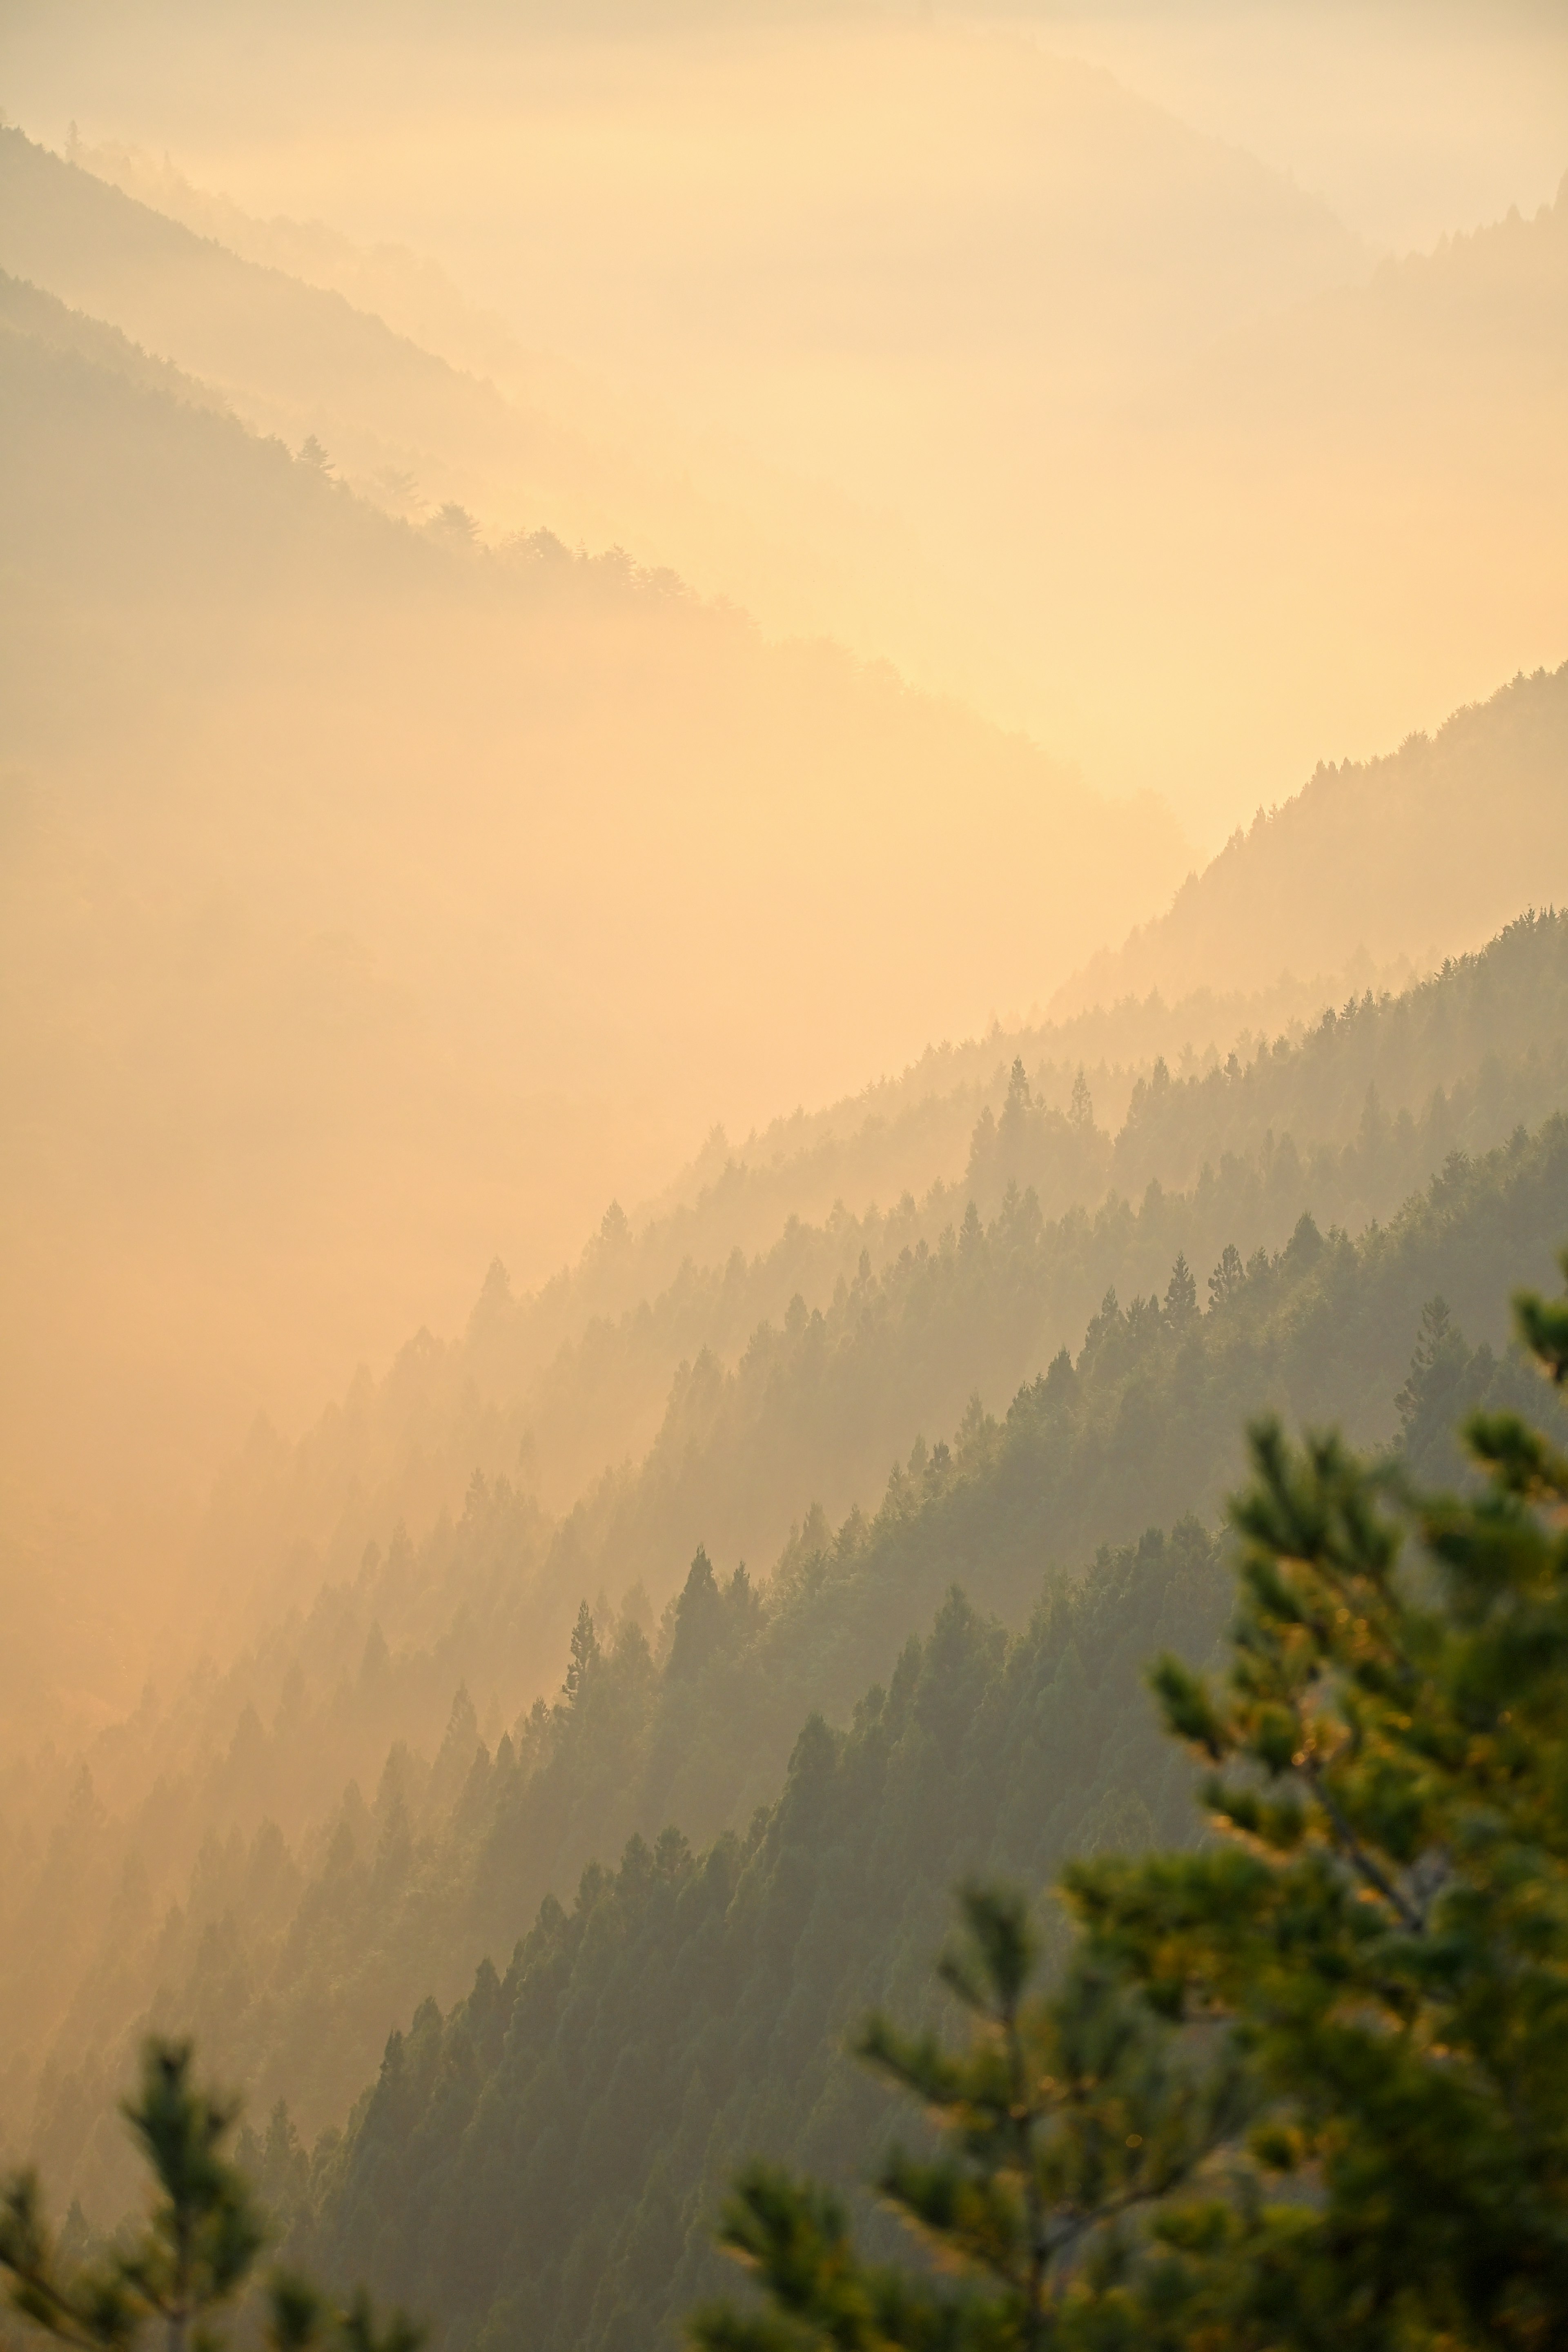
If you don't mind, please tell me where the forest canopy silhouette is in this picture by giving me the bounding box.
[1,8,1566,2352]
[9,1252,1568,2352]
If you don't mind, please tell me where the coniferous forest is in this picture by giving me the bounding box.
[3,16,1568,2352]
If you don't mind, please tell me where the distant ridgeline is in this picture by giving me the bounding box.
[13,1096,1567,2290]
[967,904,1568,1219]
[7,924,1568,2236]
[192,908,1568,1651]
[1046,661,1568,1017]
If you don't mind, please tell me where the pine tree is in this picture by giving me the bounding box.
[1163,1252,1198,1327]
[693,1248,1568,2352]
[1207,1241,1245,1309]
[0,2042,416,2352]
[563,1600,601,1704]
[694,1888,1245,2352]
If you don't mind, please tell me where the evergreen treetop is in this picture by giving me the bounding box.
[695,1248,1568,2352]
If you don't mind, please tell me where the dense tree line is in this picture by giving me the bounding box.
[198,910,1568,1627]
[699,1257,1568,2352]
[8,1112,1566,2228]
[10,1252,1568,2352]
[290,1205,1568,2352]
[292,1519,1230,2352]
[968,908,1568,1217]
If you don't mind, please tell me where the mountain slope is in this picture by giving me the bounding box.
[0,125,651,543]
[178,906,1568,1648]
[12,1108,1566,2225]
[0,123,927,646]
[0,275,1189,1740]
[1052,664,1568,1017]
[296,1530,1229,2352]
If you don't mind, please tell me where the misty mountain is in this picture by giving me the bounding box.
[0,67,1382,827]
[2,19,1567,2352]
[293,1532,1234,2352]
[0,261,1189,1745]
[171,906,1568,1652]
[296,1164,1566,2352]
[0,125,734,565]
[1052,664,1568,1018]
[13,1109,1564,2259]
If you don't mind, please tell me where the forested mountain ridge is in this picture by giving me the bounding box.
[2,31,1567,2352]
[188,908,1568,1648]
[4,917,1561,2202]
[10,1109,1565,2235]
[0,125,622,540]
[5,902,1535,1931]
[32,27,1558,843]
[1,118,908,646]
[292,1523,1232,2352]
[7,116,1564,1760]
[0,259,1188,1752]
[247,1134,1566,2352]
[0,263,704,608]
[1052,661,1568,1017]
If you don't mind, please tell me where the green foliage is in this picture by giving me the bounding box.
[291,1524,1228,2352]
[1062,1252,1568,2344]
[698,1887,1247,2352]
[1,2040,262,2352]
[563,1603,601,1705]
[13,1117,1564,2241]
[0,2044,413,2352]
[697,1254,1568,2352]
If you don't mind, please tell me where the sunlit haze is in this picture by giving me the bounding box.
[1,5,1566,2328]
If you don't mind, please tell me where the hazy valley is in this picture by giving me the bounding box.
[1,11,1566,2352]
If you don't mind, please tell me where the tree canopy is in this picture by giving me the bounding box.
[0,2041,414,2352]
[694,1251,1568,2352]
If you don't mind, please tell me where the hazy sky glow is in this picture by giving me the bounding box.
[5,2,1564,838]
[0,0,1564,1748]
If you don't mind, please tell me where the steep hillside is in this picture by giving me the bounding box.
[294,1532,1231,2352]
[7,29,1566,832]
[182,909,1568,1644]
[0,49,1378,805]
[1053,664,1568,1016]
[11,1111,1566,2225]
[288,1207,1568,2352]
[0,278,1188,1738]
[0,124,663,546]
[3,906,1540,1852]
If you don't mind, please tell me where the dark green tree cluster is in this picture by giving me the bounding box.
[697,1885,1247,2352]
[694,1255,1568,2352]
[286,1519,1231,2352]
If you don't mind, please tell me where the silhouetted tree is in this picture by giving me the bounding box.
[563,1601,600,1704]
[1207,1240,1245,1308]
[694,1250,1568,2351]
[0,2042,417,2352]
[1163,1251,1198,1326]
